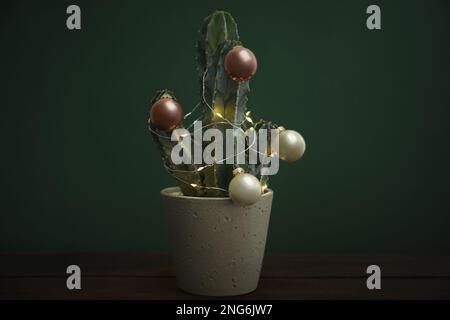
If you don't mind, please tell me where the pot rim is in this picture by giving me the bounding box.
[161,186,273,201]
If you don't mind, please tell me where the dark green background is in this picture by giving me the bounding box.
[1,0,449,254]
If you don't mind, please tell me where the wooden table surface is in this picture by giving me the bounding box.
[1,253,449,299]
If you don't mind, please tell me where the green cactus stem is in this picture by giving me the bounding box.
[196,11,252,196]
[149,89,204,196]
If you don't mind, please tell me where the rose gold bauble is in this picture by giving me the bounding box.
[224,46,258,81]
[150,98,183,131]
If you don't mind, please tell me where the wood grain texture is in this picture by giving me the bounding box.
[1,253,449,299]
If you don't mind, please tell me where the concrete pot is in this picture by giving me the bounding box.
[161,187,273,296]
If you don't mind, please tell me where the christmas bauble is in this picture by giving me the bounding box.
[224,46,258,81]
[279,129,306,162]
[150,98,183,131]
[228,168,261,206]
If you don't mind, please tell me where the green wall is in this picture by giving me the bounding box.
[1,0,450,254]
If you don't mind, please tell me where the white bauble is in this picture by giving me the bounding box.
[228,171,261,206]
[279,129,306,162]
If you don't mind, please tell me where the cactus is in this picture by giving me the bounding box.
[196,11,249,196]
[149,11,279,197]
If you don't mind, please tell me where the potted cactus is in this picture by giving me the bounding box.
[147,11,306,296]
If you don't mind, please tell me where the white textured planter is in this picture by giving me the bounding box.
[161,187,273,296]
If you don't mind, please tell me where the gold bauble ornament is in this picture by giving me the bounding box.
[278,128,306,162]
[228,168,261,206]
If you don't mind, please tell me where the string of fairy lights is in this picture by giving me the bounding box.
[148,43,306,207]
[148,69,279,193]
[148,21,306,206]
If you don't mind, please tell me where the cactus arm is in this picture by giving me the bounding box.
[149,89,204,196]
[254,120,279,183]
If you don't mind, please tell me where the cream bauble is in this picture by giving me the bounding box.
[278,129,306,162]
[228,168,261,206]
